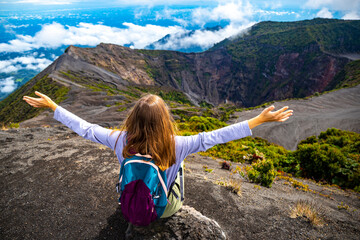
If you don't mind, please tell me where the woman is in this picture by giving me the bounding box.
[23,91,293,218]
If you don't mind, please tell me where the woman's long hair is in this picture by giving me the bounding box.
[113,94,176,170]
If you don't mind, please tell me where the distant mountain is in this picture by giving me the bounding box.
[145,26,223,53]
[1,18,360,125]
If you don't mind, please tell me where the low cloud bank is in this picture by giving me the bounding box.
[0,56,53,73]
[0,22,184,53]
[150,23,254,51]
[0,77,16,93]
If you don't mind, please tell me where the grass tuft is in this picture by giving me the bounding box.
[216,177,242,196]
[290,199,324,227]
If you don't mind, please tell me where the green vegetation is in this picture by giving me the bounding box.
[326,60,360,90]
[0,75,69,125]
[117,107,127,112]
[247,159,276,188]
[203,165,214,173]
[8,122,20,128]
[295,128,360,190]
[158,90,192,105]
[199,101,213,108]
[178,116,360,191]
[178,116,227,133]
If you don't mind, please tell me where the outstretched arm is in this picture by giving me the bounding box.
[23,91,122,151]
[175,105,293,158]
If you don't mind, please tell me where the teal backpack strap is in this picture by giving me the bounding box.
[168,161,185,202]
[179,161,184,201]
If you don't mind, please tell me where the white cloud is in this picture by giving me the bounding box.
[268,1,282,9]
[151,22,255,51]
[0,77,16,93]
[0,22,184,53]
[256,9,297,16]
[150,1,257,51]
[192,0,254,26]
[304,0,360,12]
[155,8,191,26]
[0,56,53,73]
[4,24,30,29]
[316,8,333,18]
[342,11,360,20]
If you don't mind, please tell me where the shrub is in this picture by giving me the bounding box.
[295,128,360,190]
[247,158,276,187]
[178,116,227,132]
[8,122,20,128]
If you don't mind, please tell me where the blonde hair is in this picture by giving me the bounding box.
[113,94,176,170]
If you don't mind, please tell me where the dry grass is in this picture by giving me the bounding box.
[1,124,8,131]
[290,199,324,227]
[227,177,242,196]
[1,123,20,130]
[216,177,242,196]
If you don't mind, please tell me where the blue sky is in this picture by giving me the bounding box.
[0,0,359,97]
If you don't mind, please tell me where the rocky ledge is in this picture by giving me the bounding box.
[1,127,359,239]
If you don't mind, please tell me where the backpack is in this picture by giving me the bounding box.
[116,154,169,226]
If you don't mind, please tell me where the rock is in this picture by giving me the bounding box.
[96,205,226,240]
[129,205,227,240]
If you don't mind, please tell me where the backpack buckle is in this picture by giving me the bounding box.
[116,183,121,193]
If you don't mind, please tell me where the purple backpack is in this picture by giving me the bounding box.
[116,155,169,226]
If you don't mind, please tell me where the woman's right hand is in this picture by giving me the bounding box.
[23,91,58,111]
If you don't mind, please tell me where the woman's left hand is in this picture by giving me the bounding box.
[259,105,293,123]
[23,91,58,111]
[248,105,293,129]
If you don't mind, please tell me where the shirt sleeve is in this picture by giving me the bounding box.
[53,106,121,150]
[175,120,252,161]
